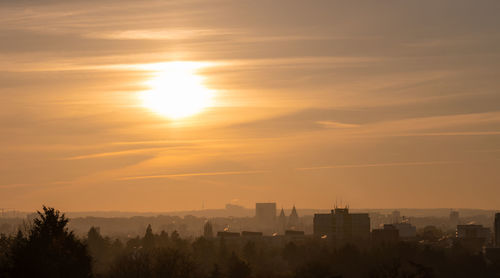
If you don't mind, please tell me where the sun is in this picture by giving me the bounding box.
[139,61,214,119]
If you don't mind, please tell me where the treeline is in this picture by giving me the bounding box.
[1,207,499,278]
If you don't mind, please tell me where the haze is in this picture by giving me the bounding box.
[1,0,499,212]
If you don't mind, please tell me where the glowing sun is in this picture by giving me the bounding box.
[140,62,214,119]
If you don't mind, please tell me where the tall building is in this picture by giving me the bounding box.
[255,202,276,227]
[203,221,213,238]
[391,210,401,224]
[456,224,491,240]
[456,224,492,253]
[288,205,299,229]
[313,207,370,242]
[495,213,500,247]
[450,210,460,225]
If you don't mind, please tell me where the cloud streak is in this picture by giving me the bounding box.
[297,161,464,171]
[63,147,170,160]
[118,170,269,181]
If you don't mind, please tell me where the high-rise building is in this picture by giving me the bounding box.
[450,210,460,225]
[391,210,401,224]
[203,221,213,238]
[456,224,491,240]
[313,207,370,242]
[495,213,500,247]
[255,202,276,227]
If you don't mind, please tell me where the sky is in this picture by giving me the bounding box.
[1,0,500,212]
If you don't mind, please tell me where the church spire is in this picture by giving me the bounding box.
[288,205,299,229]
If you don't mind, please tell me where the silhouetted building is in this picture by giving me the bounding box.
[393,222,417,238]
[217,231,240,238]
[495,213,500,247]
[285,230,305,237]
[391,210,401,224]
[372,224,399,244]
[457,224,491,240]
[278,208,286,234]
[203,221,213,238]
[288,205,299,229]
[450,210,460,225]
[456,224,491,253]
[313,207,370,243]
[255,203,276,227]
[241,231,263,237]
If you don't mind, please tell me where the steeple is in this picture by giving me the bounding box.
[278,208,286,234]
[288,205,299,229]
[279,208,286,218]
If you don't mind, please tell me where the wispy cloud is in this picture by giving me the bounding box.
[119,170,269,181]
[316,121,360,129]
[297,161,463,171]
[393,131,500,137]
[63,147,169,160]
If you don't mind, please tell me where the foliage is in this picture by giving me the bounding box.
[1,206,91,278]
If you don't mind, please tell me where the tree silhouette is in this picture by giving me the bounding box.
[143,224,155,249]
[7,206,91,278]
[226,252,251,278]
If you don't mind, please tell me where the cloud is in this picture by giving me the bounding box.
[62,147,169,160]
[316,121,360,129]
[118,170,269,181]
[297,160,464,171]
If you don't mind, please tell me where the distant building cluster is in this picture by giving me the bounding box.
[253,202,303,235]
[207,204,500,255]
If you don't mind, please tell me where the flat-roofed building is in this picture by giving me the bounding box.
[255,203,276,227]
[393,222,417,238]
[457,224,491,240]
[372,224,399,244]
[313,207,370,243]
[241,231,263,237]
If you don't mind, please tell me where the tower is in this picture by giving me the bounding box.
[255,203,276,227]
[391,210,401,224]
[204,221,214,238]
[278,208,286,234]
[450,210,460,226]
[288,205,299,229]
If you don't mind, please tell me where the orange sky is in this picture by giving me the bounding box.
[1,0,500,211]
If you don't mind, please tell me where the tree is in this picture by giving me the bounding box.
[421,226,443,241]
[226,252,251,278]
[7,206,91,278]
[143,224,155,249]
[242,240,257,264]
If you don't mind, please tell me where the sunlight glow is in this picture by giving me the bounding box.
[139,62,214,119]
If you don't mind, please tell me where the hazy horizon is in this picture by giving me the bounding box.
[1,0,500,212]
